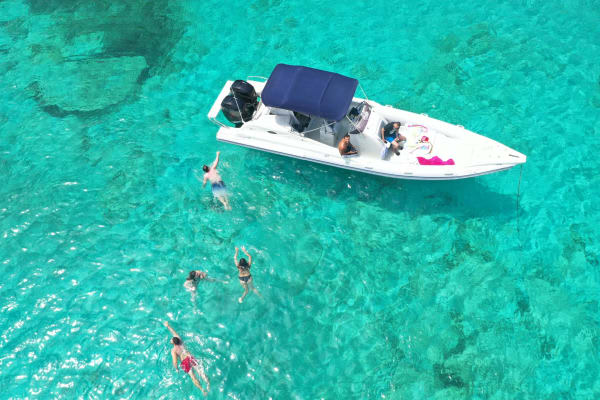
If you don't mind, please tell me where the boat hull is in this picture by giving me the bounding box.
[216,129,521,180]
[209,79,526,180]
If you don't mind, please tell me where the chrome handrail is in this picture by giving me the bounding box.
[209,117,226,128]
[247,75,268,81]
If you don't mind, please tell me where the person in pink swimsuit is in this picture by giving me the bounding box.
[163,321,210,395]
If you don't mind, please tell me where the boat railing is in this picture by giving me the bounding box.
[247,75,268,82]
[209,117,227,128]
[208,80,235,128]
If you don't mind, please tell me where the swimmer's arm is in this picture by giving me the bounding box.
[195,270,208,280]
[241,246,252,266]
[211,151,220,169]
[170,348,178,370]
[193,170,207,188]
[234,247,239,266]
[163,321,180,339]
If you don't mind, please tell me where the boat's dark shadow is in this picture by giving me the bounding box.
[243,151,516,219]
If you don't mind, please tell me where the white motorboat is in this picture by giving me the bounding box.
[208,64,526,180]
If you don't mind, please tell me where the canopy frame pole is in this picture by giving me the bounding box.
[346,115,360,132]
[292,119,336,136]
[358,83,369,102]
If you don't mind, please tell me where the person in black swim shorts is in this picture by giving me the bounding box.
[381,121,407,155]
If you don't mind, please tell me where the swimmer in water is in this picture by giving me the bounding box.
[235,246,261,303]
[184,270,207,307]
[198,151,231,210]
[163,321,210,395]
[184,269,229,306]
[184,270,207,291]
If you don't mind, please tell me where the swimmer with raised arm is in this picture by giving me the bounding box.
[198,151,231,210]
[163,321,210,395]
[235,246,261,303]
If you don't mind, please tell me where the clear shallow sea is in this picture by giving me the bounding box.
[1,0,599,398]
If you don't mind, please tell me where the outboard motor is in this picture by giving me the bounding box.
[221,80,258,127]
[231,80,257,104]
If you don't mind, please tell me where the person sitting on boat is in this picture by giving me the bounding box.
[163,321,210,395]
[338,134,358,157]
[381,122,407,155]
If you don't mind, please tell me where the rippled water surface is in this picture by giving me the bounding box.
[1,0,599,398]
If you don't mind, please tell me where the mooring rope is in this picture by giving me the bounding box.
[516,164,523,237]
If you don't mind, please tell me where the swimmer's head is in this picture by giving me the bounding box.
[172,337,182,345]
[239,258,249,268]
[187,270,196,281]
[202,165,209,172]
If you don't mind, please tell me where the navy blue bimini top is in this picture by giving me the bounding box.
[261,64,359,121]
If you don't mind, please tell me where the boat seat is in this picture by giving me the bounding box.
[379,121,387,138]
[348,102,371,133]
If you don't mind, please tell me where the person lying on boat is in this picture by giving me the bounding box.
[163,321,210,395]
[199,151,231,210]
[338,134,358,156]
[381,122,407,155]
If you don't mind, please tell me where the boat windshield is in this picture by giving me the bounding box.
[346,102,371,133]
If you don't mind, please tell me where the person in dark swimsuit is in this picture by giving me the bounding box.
[234,246,261,303]
[338,134,358,156]
[163,321,210,395]
[381,121,407,155]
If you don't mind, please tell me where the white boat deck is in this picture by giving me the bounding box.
[209,79,526,180]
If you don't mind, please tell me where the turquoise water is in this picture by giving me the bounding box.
[1,0,599,398]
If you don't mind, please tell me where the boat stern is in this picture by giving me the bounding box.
[207,80,234,127]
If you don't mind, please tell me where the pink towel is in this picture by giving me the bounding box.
[417,156,455,165]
